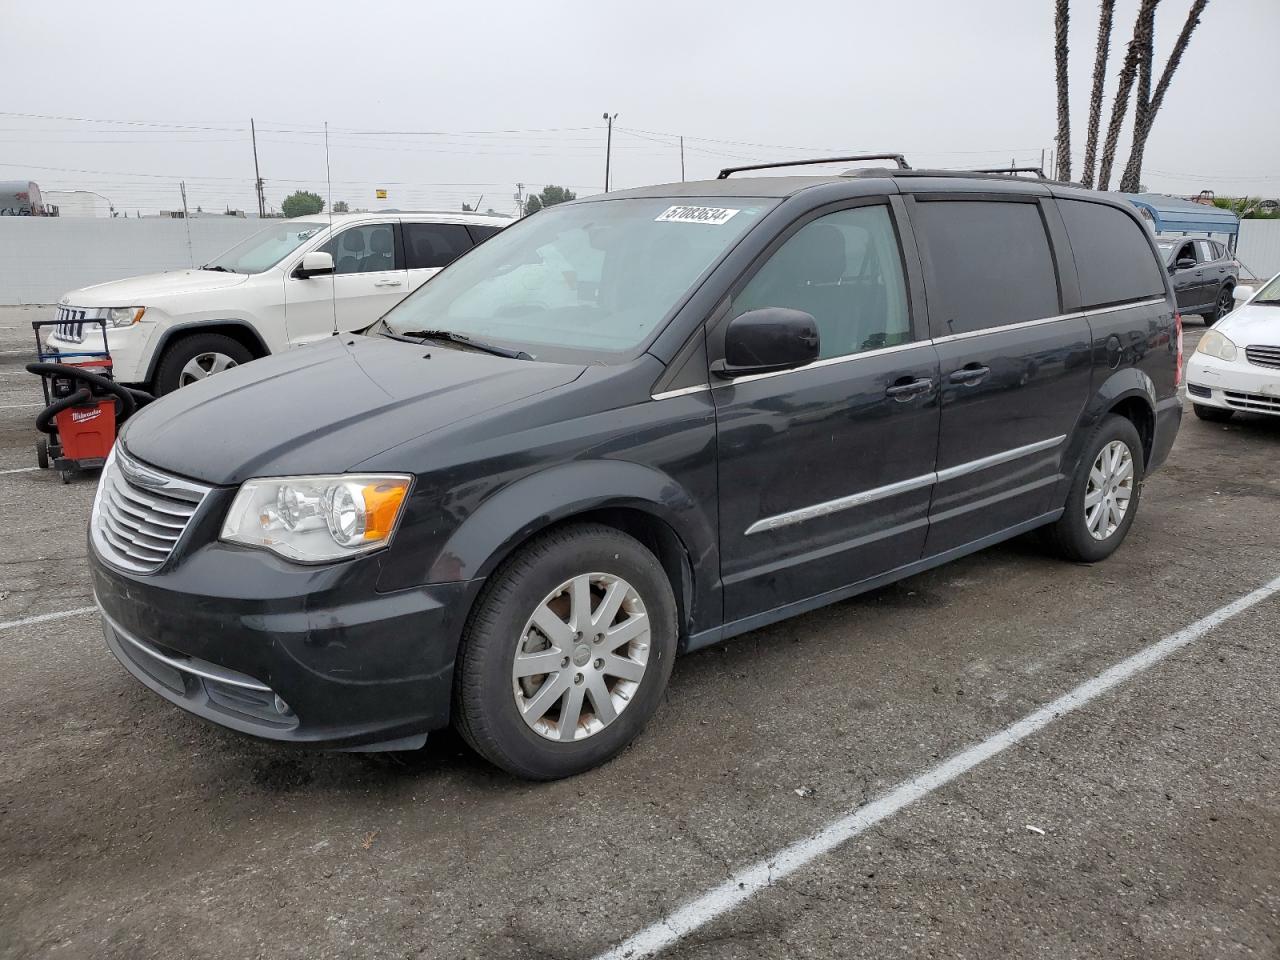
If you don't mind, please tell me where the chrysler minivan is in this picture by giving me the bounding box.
[90,158,1183,779]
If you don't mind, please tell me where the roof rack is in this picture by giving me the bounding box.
[716,153,910,179]
[969,166,1049,179]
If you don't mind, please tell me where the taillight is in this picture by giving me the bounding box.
[1174,313,1184,386]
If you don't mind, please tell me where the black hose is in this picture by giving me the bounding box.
[34,387,91,435]
[26,362,139,424]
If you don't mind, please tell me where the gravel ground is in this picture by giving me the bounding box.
[0,305,1277,959]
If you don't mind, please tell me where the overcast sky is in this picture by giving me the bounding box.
[6,0,1277,216]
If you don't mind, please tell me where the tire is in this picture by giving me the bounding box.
[35,436,49,470]
[1203,286,1234,326]
[1043,414,1145,563]
[453,523,678,780]
[1193,403,1234,423]
[152,332,253,395]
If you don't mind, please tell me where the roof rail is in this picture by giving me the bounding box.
[969,166,1049,179]
[716,153,910,179]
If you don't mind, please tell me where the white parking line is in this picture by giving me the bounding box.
[0,606,97,631]
[593,573,1280,960]
[0,466,40,475]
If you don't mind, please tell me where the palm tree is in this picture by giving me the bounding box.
[1097,0,1158,192]
[1118,0,1209,193]
[1053,0,1072,181]
[1080,0,1116,189]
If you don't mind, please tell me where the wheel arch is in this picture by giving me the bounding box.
[142,320,271,384]
[431,461,718,647]
[1074,368,1158,471]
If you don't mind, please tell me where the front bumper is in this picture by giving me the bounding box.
[44,319,152,384]
[1187,353,1280,417]
[91,539,483,750]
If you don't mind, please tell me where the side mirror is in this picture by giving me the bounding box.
[1175,257,1197,271]
[1233,285,1254,303]
[294,251,334,279]
[712,308,820,378]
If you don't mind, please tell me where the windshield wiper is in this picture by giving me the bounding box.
[399,329,534,360]
[199,265,233,273]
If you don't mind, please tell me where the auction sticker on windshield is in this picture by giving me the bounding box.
[655,205,740,225]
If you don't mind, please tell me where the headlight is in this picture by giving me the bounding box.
[1194,329,1238,362]
[107,306,145,327]
[221,474,412,562]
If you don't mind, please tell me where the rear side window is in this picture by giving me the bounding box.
[1058,199,1167,308]
[914,200,1059,335]
[467,224,503,244]
[1195,239,1218,263]
[403,222,473,269]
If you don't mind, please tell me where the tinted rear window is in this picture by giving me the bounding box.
[915,200,1060,335]
[403,222,473,269]
[467,224,503,244]
[1058,199,1167,308]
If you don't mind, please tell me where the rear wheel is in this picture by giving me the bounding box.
[152,333,252,395]
[453,523,677,780]
[1204,286,1234,325]
[35,436,49,470]
[1193,403,1234,423]
[1044,414,1144,563]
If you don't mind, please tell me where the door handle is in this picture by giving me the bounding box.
[885,377,933,400]
[948,365,990,385]
[373,279,403,287]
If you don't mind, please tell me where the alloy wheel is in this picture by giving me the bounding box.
[179,351,239,386]
[1215,289,1233,321]
[512,573,651,742]
[1084,439,1134,541]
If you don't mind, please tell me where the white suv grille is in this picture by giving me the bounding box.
[55,305,90,342]
[91,449,211,573]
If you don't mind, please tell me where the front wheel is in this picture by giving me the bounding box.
[152,332,253,395]
[453,523,677,780]
[1044,415,1144,563]
[1194,403,1234,423]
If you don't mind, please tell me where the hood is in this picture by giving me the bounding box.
[1217,302,1280,347]
[65,269,249,306]
[121,335,585,485]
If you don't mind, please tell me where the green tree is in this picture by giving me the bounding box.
[332,200,349,213]
[281,190,324,218]
[523,185,577,216]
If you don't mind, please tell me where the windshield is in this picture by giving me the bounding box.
[205,221,327,274]
[380,197,773,358]
[1253,273,1280,305]
[1156,239,1177,260]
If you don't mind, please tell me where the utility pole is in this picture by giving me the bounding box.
[251,117,265,218]
[179,181,194,267]
[680,136,686,182]
[602,112,618,192]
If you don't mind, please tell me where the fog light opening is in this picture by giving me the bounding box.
[273,694,294,717]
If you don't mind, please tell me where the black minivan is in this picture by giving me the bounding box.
[90,158,1183,779]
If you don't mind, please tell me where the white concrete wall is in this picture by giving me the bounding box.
[0,218,265,304]
[1236,219,1280,282]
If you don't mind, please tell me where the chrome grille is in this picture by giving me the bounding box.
[1245,344,1280,370]
[55,305,89,342]
[91,449,211,573]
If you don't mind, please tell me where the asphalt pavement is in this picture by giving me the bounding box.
[1,305,1277,960]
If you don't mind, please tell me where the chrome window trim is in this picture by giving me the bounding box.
[675,297,1170,397]
[744,434,1067,535]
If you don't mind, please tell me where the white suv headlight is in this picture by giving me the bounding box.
[1194,329,1238,362]
[107,306,146,327]
[221,474,412,562]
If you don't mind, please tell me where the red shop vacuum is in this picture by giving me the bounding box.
[27,318,153,483]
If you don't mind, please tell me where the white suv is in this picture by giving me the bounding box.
[44,211,509,394]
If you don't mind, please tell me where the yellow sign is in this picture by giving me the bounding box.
[375,189,387,199]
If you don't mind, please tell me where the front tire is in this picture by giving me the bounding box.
[1193,403,1234,423]
[1044,414,1144,563]
[453,523,678,780]
[152,333,252,395]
